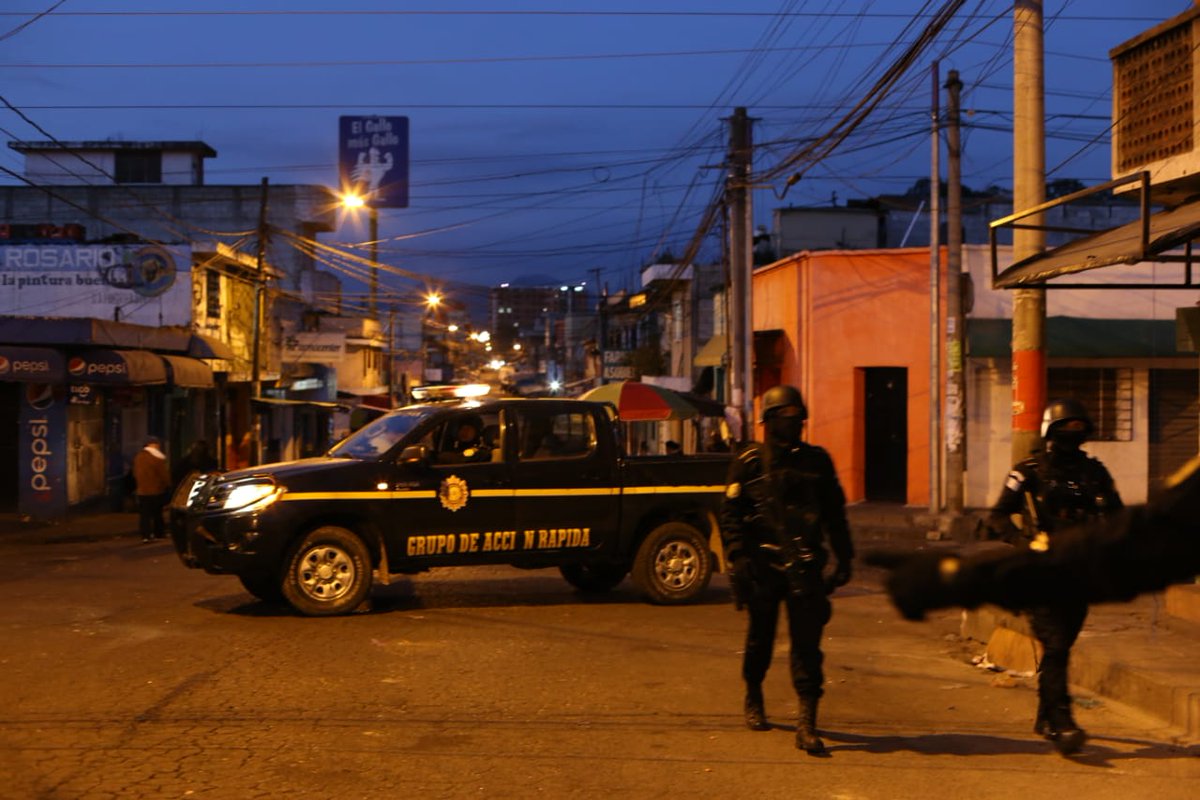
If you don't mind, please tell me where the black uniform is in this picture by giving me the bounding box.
[720,385,852,754]
[986,444,1122,746]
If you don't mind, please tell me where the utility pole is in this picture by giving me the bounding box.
[386,303,395,406]
[928,62,942,514]
[1011,0,1047,463]
[250,176,269,467]
[944,69,966,513]
[727,107,755,442]
[368,206,379,319]
[590,267,606,386]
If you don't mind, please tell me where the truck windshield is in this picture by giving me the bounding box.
[328,409,429,459]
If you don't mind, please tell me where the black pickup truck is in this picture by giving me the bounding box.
[171,397,731,615]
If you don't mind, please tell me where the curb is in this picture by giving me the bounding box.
[964,601,1200,740]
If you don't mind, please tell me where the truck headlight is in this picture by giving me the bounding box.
[212,481,283,513]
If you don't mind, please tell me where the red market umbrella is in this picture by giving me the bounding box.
[578,380,698,421]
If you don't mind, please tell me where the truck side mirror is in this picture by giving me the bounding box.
[398,444,431,467]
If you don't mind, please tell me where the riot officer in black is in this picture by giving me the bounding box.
[985,398,1122,755]
[720,385,853,755]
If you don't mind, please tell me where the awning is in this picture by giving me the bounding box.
[0,345,65,382]
[994,196,1200,288]
[187,333,236,360]
[66,349,167,385]
[252,397,347,411]
[693,334,727,367]
[161,355,214,388]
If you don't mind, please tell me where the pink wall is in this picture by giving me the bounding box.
[752,249,941,505]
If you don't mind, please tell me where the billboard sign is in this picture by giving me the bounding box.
[339,115,409,208]
[282,332,346,365]
[0,244,191,326]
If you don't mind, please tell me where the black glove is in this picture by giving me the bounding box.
[729,558,754,610]
[824,561,852,595]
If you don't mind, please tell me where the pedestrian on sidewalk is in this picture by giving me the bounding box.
[983,398,1122,755]
[133,436,172,543]
[720,384,854,755]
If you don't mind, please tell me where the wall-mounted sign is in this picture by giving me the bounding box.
[19,383,68,518]
[0,244,191,326]
[282,332,346,365]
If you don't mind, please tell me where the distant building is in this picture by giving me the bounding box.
[771,181,1144,256]
[0,139,360,516]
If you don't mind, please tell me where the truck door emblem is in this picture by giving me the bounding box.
[439,475,469,512]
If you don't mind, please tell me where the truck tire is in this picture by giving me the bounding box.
[238,572,283,603]
[559,563,628,593]
[631,521,712,604]
[281,526,372,616]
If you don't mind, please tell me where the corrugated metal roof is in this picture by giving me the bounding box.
[994,197,1200,288]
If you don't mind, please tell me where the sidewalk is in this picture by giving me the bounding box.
[5,503,1199,741]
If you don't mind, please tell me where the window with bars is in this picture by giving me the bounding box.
[1047,367,1134,441]
[205,270,221,319]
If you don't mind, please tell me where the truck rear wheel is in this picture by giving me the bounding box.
[631,521,712,604]
[560,563,628,593]
[281,526,372,616]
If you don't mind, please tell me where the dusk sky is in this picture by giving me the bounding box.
[1,1,1191,315]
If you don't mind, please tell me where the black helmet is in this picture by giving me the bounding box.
[1040,398,1093,439]
[760,384,807,422]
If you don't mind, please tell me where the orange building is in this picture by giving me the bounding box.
[752,248,943,505]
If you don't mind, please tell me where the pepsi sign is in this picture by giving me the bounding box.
[0,346,65,382]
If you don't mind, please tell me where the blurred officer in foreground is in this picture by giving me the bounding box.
[720,385,853,755]
[875,454,1199,617]
[869,472,1200,760]
[982,399,1122,754]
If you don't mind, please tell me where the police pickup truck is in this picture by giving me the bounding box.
[171,396,731,616]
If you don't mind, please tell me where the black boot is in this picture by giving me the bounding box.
[744,685,769,731]
[796,695,825,755]
[1041,703,1086,755]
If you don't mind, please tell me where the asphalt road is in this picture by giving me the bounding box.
[2,533,1197,799]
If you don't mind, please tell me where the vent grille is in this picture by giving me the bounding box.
[1114,20,1194,172]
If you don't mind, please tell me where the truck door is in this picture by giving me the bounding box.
[510,404,621,559]
[382,408,516,565]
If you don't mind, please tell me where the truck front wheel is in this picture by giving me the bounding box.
[631,521,712,604]
[560,563,628,593]
[281,526,373,616]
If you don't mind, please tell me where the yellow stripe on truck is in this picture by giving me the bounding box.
[279,485,725,501]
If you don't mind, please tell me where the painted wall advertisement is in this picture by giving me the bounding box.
[18,383,68,518]
[0,244,191,326]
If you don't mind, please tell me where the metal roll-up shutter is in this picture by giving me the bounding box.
[1148,368,1199,500]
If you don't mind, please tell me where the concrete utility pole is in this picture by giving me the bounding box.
[944,69,965,513]
[368,206,379,319]
[590,266,606,386]
[251,176,269,466]
[1011,0,1047,463]
[929,62,942,514]
[727,107,755,442]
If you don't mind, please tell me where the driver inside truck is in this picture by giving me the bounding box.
[439,415,492,464]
